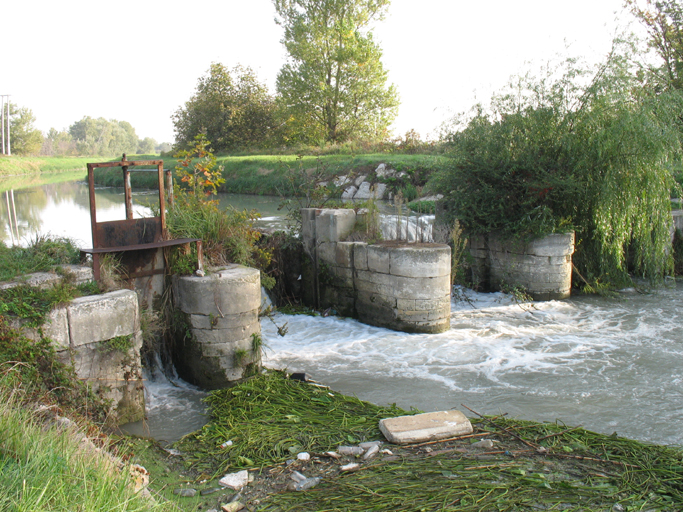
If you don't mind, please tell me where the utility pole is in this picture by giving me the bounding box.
[0,95,9,156]
[1,95,5,155]
[5,96,9,156]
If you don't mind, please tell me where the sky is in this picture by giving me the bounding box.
[4,0,633,144]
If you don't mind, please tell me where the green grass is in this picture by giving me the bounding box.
[91,153,450,196]
[0,235,81,282]
[0,154,164,178]
[0,369,170,511]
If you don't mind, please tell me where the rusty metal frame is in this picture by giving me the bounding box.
[81,154,203,281]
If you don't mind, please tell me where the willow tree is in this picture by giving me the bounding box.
[434,45,683,288]
[273,0,399,144]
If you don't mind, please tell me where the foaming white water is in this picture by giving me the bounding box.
[379,213,434,242]
[263,283,683,446]
[119,365,208,443]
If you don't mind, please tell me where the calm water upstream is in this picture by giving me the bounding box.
[2,177,682,446]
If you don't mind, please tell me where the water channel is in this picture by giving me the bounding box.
[2,175,682,447]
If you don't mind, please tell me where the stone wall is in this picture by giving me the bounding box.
[172,265,262,389]
[302,208,451,333]
[470,232,575,301]
[8,272,145,425]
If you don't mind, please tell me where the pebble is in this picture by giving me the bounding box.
[340,463,360,472]
[381,449,394,456]
[173,488,197,497]
[220,440,233,448]
[297,452,311,461]
[325,451,341,459]
[221,503,244,512]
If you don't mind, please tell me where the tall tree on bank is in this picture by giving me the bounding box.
[626,0,683,89]
[173,64,279,152]
[1,103,43,155]
[274,0,399,144]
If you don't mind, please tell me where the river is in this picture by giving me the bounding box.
[2,176,682,447]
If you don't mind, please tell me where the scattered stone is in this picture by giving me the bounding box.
[221,503,244,512]
[340,463,361,472]
[355,175,367,186]
[173,488,197,497]
[471,439,494,449]
[338,446,364,456]
[379,410,473,445]
[219,470,249,490]
[293,476,322,491]
[342,186,357,199]
[363,444,380,460]
[296,452,311,461]
[381,449,394,455]
[325,451,341,459]
[416,194,444,202]
[220,440,233,448]
[334,175,351,187]
[291,471,307,483]
[375,163,390,177]
[164,448,181,456]
[200,488,222,496]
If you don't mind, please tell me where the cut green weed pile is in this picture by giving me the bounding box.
[129,371,683,511]
[175,370,409,475]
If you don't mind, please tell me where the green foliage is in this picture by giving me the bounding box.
[406,199,436,214]
[274,0,399,143]
[167,139,270,273]
[627,0,683,90]
[3,103,43,156]
[0,235,81,282]
[173,63,281,152]
[68,116,141,156]
[0,318,108,421]
[0,281,99,328]
[435,46,683,287]
[173,133,225,197]
[99,334,133,354]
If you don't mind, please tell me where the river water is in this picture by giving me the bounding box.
[2,177,682,446]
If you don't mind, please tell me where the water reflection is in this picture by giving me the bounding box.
[0,179,285,247]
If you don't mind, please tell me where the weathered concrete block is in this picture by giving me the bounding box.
[315,209,357,242]
[175,265,261,316]
[367,245,391,274]
[336,242,355,268]
[353,243,368,271]
[389,245,451,278]
[355,271,450,300]
[379,410,473,444]
[190,321,261,345]
[318,242,338,266]
[189,310,259,330]
[330,266,355,289]
[68,290,138,347]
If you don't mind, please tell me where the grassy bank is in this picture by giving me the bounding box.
[92,153,449,197]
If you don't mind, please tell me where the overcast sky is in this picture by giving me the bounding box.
[5,0,631,144]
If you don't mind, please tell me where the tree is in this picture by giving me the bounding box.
[626,0,683,89]
[172,64,280,152]
[41,128,77,156]
[273,0,399,144]
[68,117,141,156]
[2,104,43,155]
[137,137,158,154]
[434,45,683,288]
